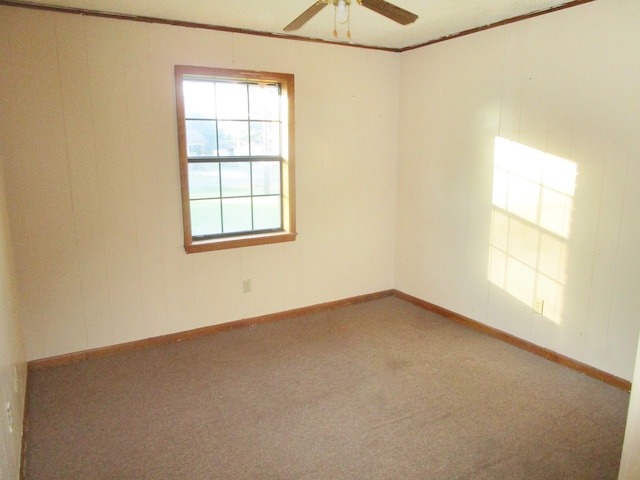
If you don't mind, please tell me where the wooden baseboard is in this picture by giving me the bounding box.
[27,290,395,371]
[392,289,632,391]
[27,288,631,392]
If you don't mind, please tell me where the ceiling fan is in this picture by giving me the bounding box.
[284,0,418,38]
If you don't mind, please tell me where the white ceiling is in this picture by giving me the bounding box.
[8,0,588,50]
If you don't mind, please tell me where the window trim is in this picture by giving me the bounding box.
[174,65,296,253]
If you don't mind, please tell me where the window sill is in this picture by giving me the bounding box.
[184,231,297,253]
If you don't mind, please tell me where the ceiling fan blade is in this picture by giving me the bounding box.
[284,1,329,31]
[359,0,418,25]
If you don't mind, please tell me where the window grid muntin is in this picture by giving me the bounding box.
[184,79,282,159]
[184,77,284,240]
[189,159,283,241]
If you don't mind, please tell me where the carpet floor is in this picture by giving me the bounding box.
[24,297,630,479]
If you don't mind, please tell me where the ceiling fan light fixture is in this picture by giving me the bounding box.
[335,0,349,24]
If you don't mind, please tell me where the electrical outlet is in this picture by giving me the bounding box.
[243,279,252,294]
[5,402,13,433]
[533,298,544,315]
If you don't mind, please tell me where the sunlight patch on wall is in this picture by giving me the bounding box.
[489,137,577,324]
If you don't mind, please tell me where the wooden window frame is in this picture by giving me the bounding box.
[175,65,296,253]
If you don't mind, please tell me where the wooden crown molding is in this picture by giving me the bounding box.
[398,0,597,52]
[0,0,596,53]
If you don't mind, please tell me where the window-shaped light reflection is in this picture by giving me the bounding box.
[489,137,577,324]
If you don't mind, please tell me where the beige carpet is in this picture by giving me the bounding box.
[24,297,629,479]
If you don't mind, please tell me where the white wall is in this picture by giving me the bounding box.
[396,0,640,381]
[0,123,27,480]
[2,1,640,478]
[0,0,637,379]
[0,7,399,361]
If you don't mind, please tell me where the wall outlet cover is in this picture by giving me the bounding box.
[533,298,544,315]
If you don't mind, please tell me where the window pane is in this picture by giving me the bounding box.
[253,196,281,230]
[190,199,222,237]
[176,66,294,250]
[250,122,280,156]
[186,120,217,157]
[221,162,251,197]
[252,161,281,195]
[183,80,216,119]
[188,163,220,200]
[218,121,249,156]
[222,197,252,233]
[216,83,248,120]
[249,84,280,120]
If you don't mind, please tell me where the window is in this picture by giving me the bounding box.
[174,66,296,253]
